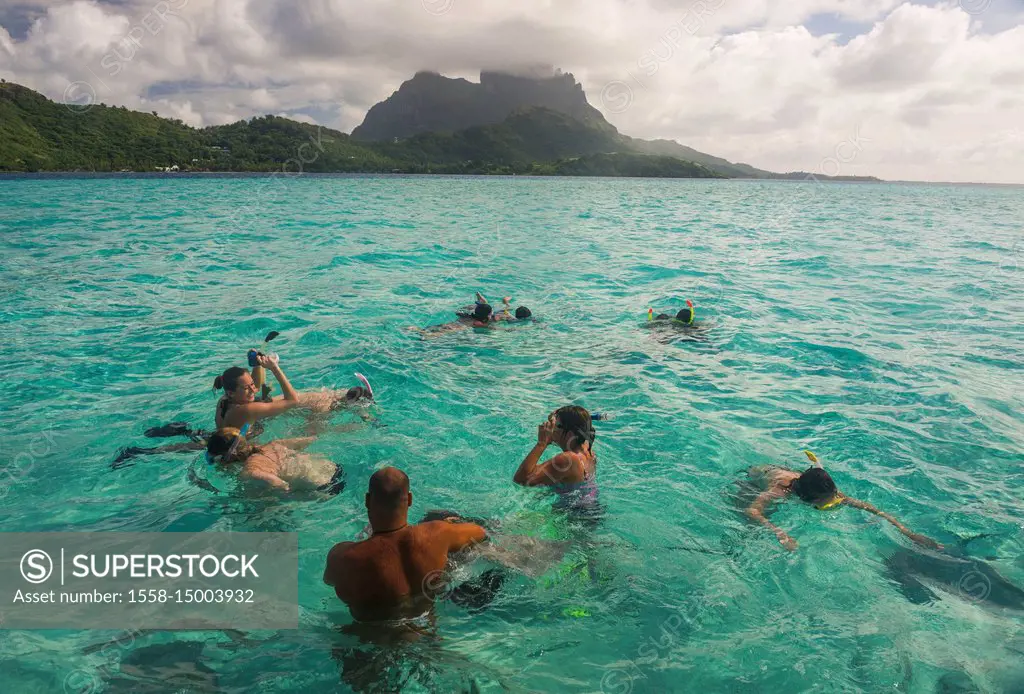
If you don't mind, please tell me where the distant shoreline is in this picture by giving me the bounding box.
[1,171,1020,186]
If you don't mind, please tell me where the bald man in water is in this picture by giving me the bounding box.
[323,467,488,622]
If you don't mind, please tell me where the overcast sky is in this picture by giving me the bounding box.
[2,0,1023,183]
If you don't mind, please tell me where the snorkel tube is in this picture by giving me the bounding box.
[354,372,374,401]
[672,299,695,325]
[248,331,280,402]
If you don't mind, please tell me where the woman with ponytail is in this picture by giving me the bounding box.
[214,354,301,431]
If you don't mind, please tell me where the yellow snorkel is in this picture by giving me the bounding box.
[251,359,265,393]
[670,299,695,325]
[816,496,844,510]
[804,450,844,510]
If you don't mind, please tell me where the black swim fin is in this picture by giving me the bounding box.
[111,447,145,469]
[144,422,193,438]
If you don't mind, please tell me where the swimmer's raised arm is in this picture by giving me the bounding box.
[514,420,552,486]
[746,491,798,551]
[238,356,300,420]
[262,354,299,401]
[514,419,579,486]
[430,520,487,552]
[841,497,943,550]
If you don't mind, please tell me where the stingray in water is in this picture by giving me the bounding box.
[883,537,1024,610]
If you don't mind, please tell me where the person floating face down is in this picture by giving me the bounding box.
[323,467,489,622]
[744,453,943,552]
[206,427,344,495]
[416,293,532,338]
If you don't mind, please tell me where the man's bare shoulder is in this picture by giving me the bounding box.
[327,540,359,563]
[405,521,450,540]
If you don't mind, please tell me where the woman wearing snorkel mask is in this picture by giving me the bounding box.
[744,454,943,552]
[206,428,344,495]
[513,406,600,512]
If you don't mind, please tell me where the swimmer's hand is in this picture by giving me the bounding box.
[777,532,798,551]
[537,419,556,447]
[256,353,279,369]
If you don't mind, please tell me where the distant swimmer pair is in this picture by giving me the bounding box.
[742,451,943,551]
[462,292,533,322]
[416,292,534,337]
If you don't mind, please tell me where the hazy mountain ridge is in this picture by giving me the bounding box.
[0,82,716,178]
[351,70,613,141]
[0,77,878,181]
[353,70,879,181]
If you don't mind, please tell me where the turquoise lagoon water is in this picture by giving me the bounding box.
[1,175,1022,693]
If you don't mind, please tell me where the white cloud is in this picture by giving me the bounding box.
[278,112,317,124]
[0,0,1021,182]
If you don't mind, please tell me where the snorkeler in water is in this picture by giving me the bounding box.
[646,299,701,327]
[473,293,533,322]
[206,427,345,495]
[644,299,712,345]
[112,352,281,468]
[415,293,533,338]
[743,452,943,552]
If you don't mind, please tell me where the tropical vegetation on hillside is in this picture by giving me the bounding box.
[0,80,876,181]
